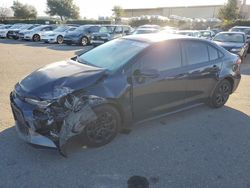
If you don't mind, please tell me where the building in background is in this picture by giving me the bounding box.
[123,4,250,19]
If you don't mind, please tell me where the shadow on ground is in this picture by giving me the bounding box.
[0,105,250,188]
[0,38,88,52]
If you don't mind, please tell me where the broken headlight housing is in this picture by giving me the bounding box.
[24,98,52,108]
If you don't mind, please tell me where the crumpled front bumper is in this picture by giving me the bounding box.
[10,90,103,156]
[15,122,57,148]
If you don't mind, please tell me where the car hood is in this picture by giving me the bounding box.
[16,60,107,100]
[213,41,244,49]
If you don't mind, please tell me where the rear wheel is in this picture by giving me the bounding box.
[57,35,64,44]
[80,36,88,46]
[83,105,121,147]
[209,80,232,108]
[32,34,40,42]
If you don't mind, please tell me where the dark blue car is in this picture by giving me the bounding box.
[10,34,241,156]
[63,25,100,46]
[213,32,249,62]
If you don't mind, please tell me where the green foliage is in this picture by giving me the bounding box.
[11,1,37,19]
[66,20,111,25]
[129,19,172,27]
[112,6,124,19]
[0,19,57,24]
[221,19,250,30]
[46,0,80,21]
[218,0,240,21]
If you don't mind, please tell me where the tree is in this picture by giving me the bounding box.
[112,5,124,22]
[46,0,80,21]
[11,1,37,19]
[0,6,13,20]
[218,0,240,21]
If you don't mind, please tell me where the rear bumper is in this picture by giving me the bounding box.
[232,74,241,93]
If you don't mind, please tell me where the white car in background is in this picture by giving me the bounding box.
[41,26,77,44]
[0,24,22,38]
[22,25,57,41]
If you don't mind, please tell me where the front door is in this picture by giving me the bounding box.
[132,41,188,120]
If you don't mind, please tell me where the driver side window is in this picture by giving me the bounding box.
[137,41,182,72]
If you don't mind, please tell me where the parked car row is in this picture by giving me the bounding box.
[1,23,249,62]
[0,23,133,46]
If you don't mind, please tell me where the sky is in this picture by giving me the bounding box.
[1,0,250,19]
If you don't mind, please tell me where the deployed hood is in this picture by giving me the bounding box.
[213,41,244,50]
[16,60,107,100]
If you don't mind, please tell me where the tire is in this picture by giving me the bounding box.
[209,79,232,108]
[80,36,88,46]
[32,34,40,42]
[56,35,64,44]
[83,104,121,147]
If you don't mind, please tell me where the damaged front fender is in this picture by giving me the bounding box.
[37,93,108,156]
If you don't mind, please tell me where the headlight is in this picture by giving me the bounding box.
[25,98,52,108]
[230,48,241,52]
[100,36,108,40]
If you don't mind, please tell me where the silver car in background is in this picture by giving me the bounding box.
[41,26,77,44]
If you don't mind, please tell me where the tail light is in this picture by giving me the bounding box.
[236,58,241,65]
[232,58,241,73]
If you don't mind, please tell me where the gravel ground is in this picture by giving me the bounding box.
[0,39,250,188]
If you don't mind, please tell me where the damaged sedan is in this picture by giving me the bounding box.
[10,34,241,155]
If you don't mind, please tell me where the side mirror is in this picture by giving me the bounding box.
[71,56,78,61]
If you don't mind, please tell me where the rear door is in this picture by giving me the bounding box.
[181,40,223,103]
[132,41,188,120]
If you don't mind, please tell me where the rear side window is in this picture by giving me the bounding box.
[183,41,209,65]
[139,42,182,71]
[208,45,219,61]
[88,26,100,33]
[115,26,123,34]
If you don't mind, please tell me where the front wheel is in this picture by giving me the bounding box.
[57,35,64,44]
[80,36,88,46]
[83,105,121,147]
[209,80,232,108]
[32,34,40,42]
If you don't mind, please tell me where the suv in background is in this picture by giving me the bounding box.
[63,25,100,46]
[91,25,132,46]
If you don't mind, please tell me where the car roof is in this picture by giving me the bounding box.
[178,30,199,33]
[232,26,250,28]
[123,33,199,43]
[217,31,245,35]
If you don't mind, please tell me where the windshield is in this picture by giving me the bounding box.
[53,26,68,32]
[214,33,245,43]
[74,25,89,32]
[200,31,211,37]
[133,29,158,34]
[9,25,23,29]
[99,26,115,33]
[27,25,39,30]
[78,38,149,71]
[178,31,193,36]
